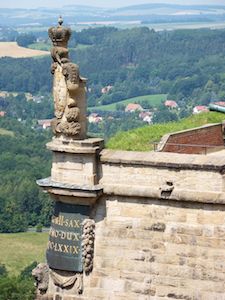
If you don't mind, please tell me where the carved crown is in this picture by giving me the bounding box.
[48,17,72,47]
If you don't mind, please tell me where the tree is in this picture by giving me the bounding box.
[16,34,36,47]
[0,264,7,277]
[0,276,35,300]
[20,262,37,279]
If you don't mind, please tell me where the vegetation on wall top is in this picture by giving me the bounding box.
[107,112,225,151]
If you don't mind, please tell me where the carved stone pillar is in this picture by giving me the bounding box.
[33,17,103,300]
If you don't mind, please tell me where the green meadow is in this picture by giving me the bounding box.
[89,94,167,111]
[0,232,48,275]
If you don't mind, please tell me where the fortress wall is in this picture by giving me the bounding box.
[157,123,224,154]
[79,150,225,300]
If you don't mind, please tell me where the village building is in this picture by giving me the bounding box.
[101,85,113,94]
[37,119,52,129]
[125,103,143,113]
[164,100,178,108]
[25,93,33,101]
[139,111,153,124]
[33,95,45,103]
[213,101,225,107]
[88,113,103,124]
[0,91,10,98]
[193,105,209,114]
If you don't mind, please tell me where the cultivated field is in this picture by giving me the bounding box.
[0,232,48,275]
[0,42,49,58]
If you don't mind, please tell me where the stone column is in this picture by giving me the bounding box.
[33,17,104,300]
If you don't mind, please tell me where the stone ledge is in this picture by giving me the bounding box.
[47,137,104,154]
[101,149,225,172]
[37,177,103,204]
[103,183,225,205]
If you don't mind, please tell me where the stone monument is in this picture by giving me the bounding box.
[32,18,225,299]
[33,17,104,300]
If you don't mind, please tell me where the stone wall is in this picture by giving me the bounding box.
[157,123,225,154]
[77,149,225,300]
[87,197,225,300]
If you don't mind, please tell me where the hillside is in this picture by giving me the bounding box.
[1,27,225,111]
[1,4,225,27]
[107,112,225,151]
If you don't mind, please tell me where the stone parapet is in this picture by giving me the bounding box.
[156,123,225,154]
[100,149,225,171]
[100,149,225,205]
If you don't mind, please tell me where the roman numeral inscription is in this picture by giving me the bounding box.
[48,241,80,254]
[46,202,89,272]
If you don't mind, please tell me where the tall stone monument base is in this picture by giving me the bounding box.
[34,137,103,300]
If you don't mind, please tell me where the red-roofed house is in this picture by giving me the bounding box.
[193,106,209,114]
[101,85,113,94]
[0,111,6,117]
[139,111,153,124]
[165,100,178,108]
[38,119,52,129]
[88,113,103,124]
[125,103,143,113]
[213,101,225,107]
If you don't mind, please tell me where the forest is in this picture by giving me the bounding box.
[0,117,52,233]
[1,26,225,109]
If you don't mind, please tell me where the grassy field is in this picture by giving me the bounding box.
[107,112,225,151]
[89,94,167,111]
[0,128,14,137]
[28,42,51,51]
[0,42,49,58]
[0,232,48,275]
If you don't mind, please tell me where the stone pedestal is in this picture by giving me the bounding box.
[48,137,103,186]
[34,138,104,300]
[37,137,104,206]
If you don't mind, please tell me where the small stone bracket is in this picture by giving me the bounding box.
[160,181,174,199]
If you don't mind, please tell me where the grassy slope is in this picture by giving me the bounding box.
[107,112,225,151]
[0,232,48,275]
[89,94,167,111]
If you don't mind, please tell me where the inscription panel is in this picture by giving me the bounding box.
[46,202,90,272]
